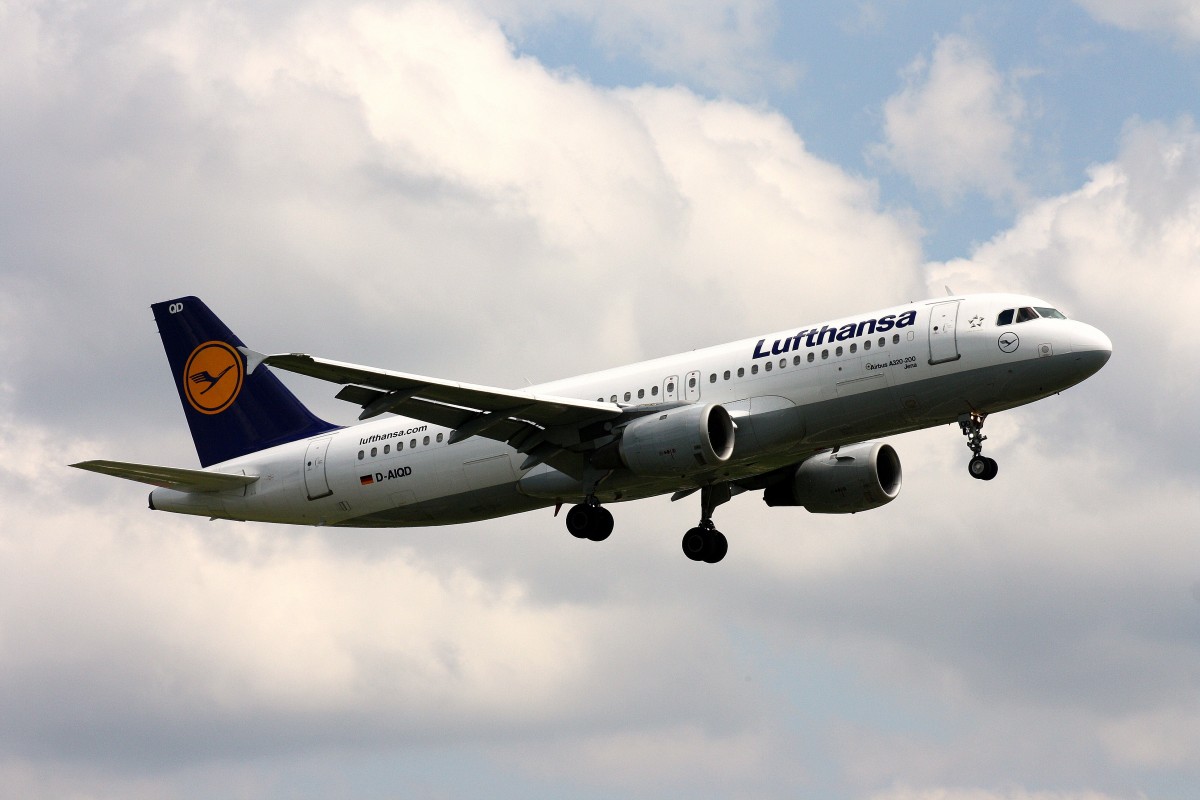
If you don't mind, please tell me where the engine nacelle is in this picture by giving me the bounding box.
[763,442,902,513]
[617,403,735,477]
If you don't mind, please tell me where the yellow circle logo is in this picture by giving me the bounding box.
[183,341,244,415]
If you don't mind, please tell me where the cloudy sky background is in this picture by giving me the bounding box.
[2,1,1199,797]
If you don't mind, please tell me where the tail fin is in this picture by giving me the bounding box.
[152,296,339,467]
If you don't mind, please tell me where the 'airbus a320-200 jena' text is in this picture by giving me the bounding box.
[74,294,1111,563]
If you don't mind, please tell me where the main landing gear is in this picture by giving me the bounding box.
[959,411,998,481]
[565,500,614,541]
[562,484,734,563]
[681,484,732,564]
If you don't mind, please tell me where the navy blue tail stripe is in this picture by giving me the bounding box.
[152,296,339,467]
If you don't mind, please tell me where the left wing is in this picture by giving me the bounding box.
[241,349,623,469]
[71,460,258,492]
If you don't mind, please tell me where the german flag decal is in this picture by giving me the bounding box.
[360,475,374,486]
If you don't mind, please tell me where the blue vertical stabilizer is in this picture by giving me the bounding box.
[152,297,339,467]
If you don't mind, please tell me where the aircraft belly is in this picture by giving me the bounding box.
[338,483,545,527]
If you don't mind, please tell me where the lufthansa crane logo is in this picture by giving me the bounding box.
[183,341,244,415]
[997,332,1020,354]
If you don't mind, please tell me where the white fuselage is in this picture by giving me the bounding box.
[149,293,1112,526]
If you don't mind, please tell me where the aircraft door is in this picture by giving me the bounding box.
[684,370,701,402]
[928,301,962,365]
[663,375,678,402]
[303,436,334,500]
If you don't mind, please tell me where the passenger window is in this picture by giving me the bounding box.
[638,388,645,399]
[737,367,745,378]
[751,365,759,374]
[835,346,843,357]
[410,439,416,449]
[849,344,857,354]
[892,334,900,344]
[423,436,430,446]
[709,374,716,383]
[723,370,730,380]
[436,433,443,443]
[807,352,815,363]
[370,447,378,457]
[689,377,696,388]
[624,391,631,402]
[667,382,675,393]
[765,362,772,372]
[821,349,829,360]
[651,386,659,396]
[878,337,885,348]
[610,394,617,403]
[398,441,404,451]
[1016,307,1038,323]
[384,444,390,455]
[793,355,801,365]
[997,309,1014,326]
[779,359,786,369]
[864,340,871,351]
[358,450,364,460]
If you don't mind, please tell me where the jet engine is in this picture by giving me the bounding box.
[763,442,901,513]
[616,403,735,477]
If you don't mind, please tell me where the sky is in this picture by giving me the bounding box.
[2,1,1200,798]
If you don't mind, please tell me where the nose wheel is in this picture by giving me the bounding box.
[960,412,998,481]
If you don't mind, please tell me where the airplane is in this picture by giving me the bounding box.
[72,293,1111,563]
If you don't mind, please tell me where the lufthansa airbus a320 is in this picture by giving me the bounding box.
[73,294,1111,563]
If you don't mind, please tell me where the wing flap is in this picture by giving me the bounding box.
[71,460,258,493]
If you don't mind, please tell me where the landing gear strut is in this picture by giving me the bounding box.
[681,484,731,563]
[959,411,998,481]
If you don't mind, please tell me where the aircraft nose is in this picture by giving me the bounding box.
[1070,323,1112,373]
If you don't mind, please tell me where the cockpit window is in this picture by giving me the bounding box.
[1015,306,1038,323]
[997,309,1014,326]
[1035,306,1067,320]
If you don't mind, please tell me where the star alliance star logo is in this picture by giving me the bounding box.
[969,315,984,328]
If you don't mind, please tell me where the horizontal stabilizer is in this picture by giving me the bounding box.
[71,460,258,493]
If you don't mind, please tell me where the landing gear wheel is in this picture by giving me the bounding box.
[701,530,728,564]
[968,456,998,481]
[565,504,614,540]
[681,525,728,563]
[565,504,592,538]
[681,527,707,561]
[586,507,614,541]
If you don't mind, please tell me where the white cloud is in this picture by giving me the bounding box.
[4,1,1200,798]
[927,116,1200,455]
[477,0,799,95]
[1075,0,1200,42]
[872,35,1028,205]
[870,789,1134,800]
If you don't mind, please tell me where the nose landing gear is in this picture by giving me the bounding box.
[959,411,998,481]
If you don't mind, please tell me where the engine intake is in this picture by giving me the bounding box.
[763,442,902,513]
[617,403,735,477]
